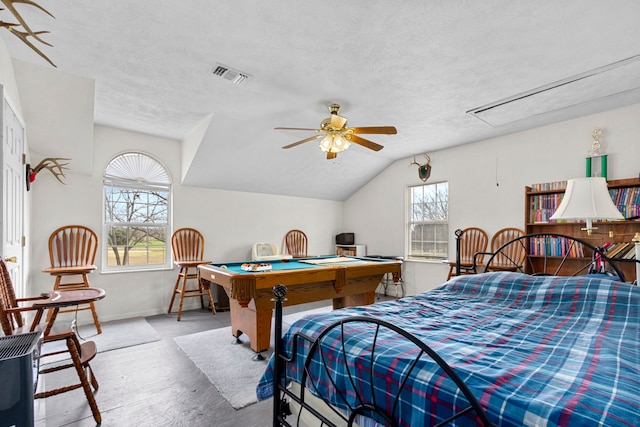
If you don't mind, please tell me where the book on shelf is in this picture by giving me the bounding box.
[530,180,567,192]
[529,236,584,257]
[609,186,640,219]
[529,193,565,223]
[606,242,637,260]
[606,242,630,258]
[621,245,637,260]
[529,180,640,223]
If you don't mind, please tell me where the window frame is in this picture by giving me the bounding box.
[101,152,173,273]
[405,181,449,261]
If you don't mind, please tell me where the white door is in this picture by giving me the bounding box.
[1,86,26,297]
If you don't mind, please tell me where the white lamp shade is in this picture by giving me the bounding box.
[550,177,624,221]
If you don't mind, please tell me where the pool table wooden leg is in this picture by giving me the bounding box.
[333,290,376,309]
[230,298,273,353]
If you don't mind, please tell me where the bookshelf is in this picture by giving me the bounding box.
[525,177,640,281]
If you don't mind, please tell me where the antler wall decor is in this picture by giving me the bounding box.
[0,0,56,67]
[409,153,432,182]
[25,157,70,191]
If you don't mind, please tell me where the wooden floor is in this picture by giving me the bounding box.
[34,308,273,427]
[33,291,398,426]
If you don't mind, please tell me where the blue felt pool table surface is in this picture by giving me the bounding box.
[209,256,386,274]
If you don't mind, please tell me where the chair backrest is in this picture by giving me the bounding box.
[284,229,308,258]
[48,225,98,268]
[459,227,488,264]
[0,259,22,335]
[252,243,279,260]
[172,228,206,262]
[488,227,526,269]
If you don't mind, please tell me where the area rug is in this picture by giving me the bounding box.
[41,317,161,364]
[174,305,333,410]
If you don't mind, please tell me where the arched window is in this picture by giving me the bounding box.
[103,152,172,272]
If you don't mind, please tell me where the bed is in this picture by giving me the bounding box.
[256,234,640,426]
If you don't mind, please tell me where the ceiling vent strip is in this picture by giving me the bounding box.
[467,54,640,128]
[211,63,252,85]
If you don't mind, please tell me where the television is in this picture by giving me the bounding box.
[335,233,355,245]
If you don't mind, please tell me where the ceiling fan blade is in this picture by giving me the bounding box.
[351,126,397,135]
[348,134,384,151]
[326,151,337,160]
[330,114,348,129]
[282,134,323,149]
[275,127,321,132]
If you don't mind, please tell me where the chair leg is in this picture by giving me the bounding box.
[170,267,217,320]
[197,269,206,310]
[82,274,102,335]
[36,337,101,424]
[167,273,182,315]
[88,301,102,335]
[177,269,189,321]
[447,265,454,280]
[88,364,99,391]
[68,338,101,424]
[202,280,216,315]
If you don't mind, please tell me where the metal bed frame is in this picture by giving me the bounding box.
[270,232,637,426]
[270,283,495,427]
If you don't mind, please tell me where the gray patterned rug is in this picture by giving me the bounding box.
[174,305,332,409]
[41,317,161,364]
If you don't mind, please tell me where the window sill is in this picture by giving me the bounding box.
[101,266,174,274]
[405,257,447,264]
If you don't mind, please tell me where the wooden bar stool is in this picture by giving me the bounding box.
[168,228,216,321]
[41,225,102,334]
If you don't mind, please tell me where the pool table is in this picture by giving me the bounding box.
[197,256,401,353]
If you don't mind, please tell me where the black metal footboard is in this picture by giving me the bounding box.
[271,285,495,427]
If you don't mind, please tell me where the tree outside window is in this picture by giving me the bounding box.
[103,153,172,271]
[407,182,449,259]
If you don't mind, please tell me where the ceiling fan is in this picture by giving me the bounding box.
[275,104,397,159]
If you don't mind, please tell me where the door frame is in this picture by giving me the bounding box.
[1,85,27,297]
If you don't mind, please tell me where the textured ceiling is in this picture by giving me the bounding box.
[3,1,640,200]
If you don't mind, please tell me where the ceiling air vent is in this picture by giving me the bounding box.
[210,63,252,85]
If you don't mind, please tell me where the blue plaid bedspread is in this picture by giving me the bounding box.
[256,272,640,426]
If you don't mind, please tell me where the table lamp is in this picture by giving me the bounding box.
[550,177,623,235]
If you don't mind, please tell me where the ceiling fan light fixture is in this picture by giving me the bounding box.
[319,134,351,153]
[278,103,394,157]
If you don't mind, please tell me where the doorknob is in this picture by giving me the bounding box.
[3,256,17,263]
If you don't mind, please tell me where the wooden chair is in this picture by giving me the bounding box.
[42,225,102,334]
[169,228,215,321]
[485,227,526,272]
[284,229,308,258]
[0,260,101,424]
[447,227,488,280]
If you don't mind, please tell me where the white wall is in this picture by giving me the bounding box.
[0,40,22,114]
[6,32,640,322]
[27,125,343,324]
[344,103,640,296]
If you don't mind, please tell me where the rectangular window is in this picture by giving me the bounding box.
[104,185,169,269]
[407,182,449,260]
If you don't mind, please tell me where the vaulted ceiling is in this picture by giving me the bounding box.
[3,1,640,200]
